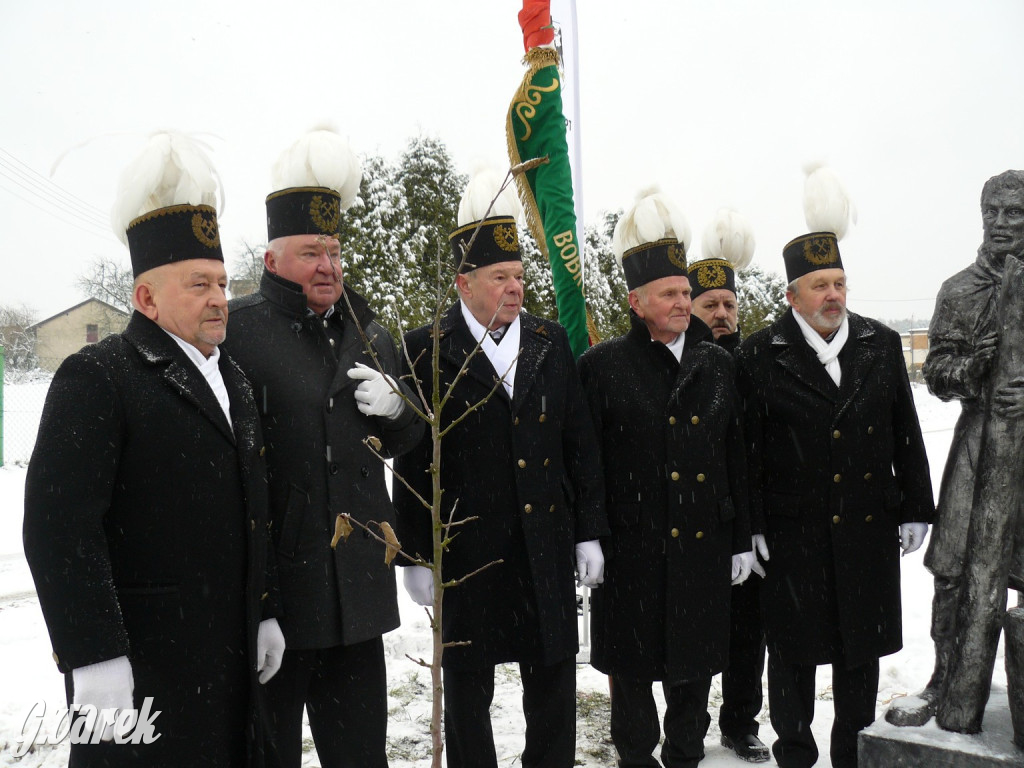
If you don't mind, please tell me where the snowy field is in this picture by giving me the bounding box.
[0,378,1006,766]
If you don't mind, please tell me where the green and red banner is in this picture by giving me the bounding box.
[507,1,591,358]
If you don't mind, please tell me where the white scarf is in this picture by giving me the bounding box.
[166,331,233,427]
[792,310,849,386]
[460,301,521,399]
[665,331,686,362]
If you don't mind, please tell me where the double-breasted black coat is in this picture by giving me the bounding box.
[736,309,934,669]
[578,314,751,683]
[24,312,276,767]
[224,271,423,649]
[393,304,608,669]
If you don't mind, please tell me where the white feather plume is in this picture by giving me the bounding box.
[701,208,754,271]
[457,166,521,226]
[802,162,856,240]
[612,185,691,263]
[271,126,362,211]
[111,132,221,245]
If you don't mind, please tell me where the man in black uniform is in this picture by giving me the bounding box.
[394,178,607,768]
[736,220,933,768]
[24,133,283,767]
[224,129,422,768]
[689,221,769,762]
[579,189,754,768]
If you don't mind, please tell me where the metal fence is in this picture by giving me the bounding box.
[1,370,51,466]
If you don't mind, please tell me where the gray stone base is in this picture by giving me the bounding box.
[861,686,1024,767]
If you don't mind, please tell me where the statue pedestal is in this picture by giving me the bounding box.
[861,687,1023,767]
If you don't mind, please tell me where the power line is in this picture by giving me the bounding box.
[0,149,109,222]
[0,180,116,242]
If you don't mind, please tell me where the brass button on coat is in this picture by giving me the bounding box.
[695,531,704,539]
[691,416,700,425]
[833,474,841,483]
[864,472,873,481]
[696,473,706,483]
[539,414,546,422]
[549,505,555,513]
[517,459,527,468]
[669,416,677,425]
[524,504,533,514]
[671,471,680,481]
[833,515,841,524]
[832,429,841,439]
[867,426,875,434]
[865,515,874,522]
[671,528,680,538]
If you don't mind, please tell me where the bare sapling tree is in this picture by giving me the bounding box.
[327,160,545,767]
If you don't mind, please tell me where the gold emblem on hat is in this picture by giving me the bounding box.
[191,210,221,248]
[804,236,839,266]
[667,243,687,270]
[494,223,520,252]
[697,262,727,289]
[310,194,340,235]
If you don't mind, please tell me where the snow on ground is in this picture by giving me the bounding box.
[0,380,1004,766]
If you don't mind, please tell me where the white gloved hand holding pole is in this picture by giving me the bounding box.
[575,540,605,587]
[257,618,286,684]
[71,655,135,742]
[347,362,404,420]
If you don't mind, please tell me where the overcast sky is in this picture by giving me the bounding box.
[2,0,1022,324]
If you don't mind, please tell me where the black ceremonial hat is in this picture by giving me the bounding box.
[450,216,522,274]
[782,231,844,283]
[266,186,342,241]
[621,238,688,291]
[126,204,223,278]
[687,258,736,299]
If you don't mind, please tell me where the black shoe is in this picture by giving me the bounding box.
[720,733,770,763]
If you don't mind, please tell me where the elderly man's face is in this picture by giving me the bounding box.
[982,188,1024,259]
[788,268,847,338]
[691,288,738,339]
[456,260,525,330]
[138,259,229,356]
[630,275,692,344]
[265,234,343,315]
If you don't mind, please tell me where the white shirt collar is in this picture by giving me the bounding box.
[164,331,232,427]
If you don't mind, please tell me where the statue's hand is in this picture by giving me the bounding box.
[993,377,1024,418]
[968,332,999,381]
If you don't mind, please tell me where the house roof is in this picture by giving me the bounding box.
[28,298,130,330]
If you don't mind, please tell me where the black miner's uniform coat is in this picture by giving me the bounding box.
[393,305,608,669]
[24,312,276,767]
[736,309,934,669]
[578,314,751,683]
[225,271,423,649]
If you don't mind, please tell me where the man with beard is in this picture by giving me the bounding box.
[894,170,1024,722]
[688,210,769,763]
[735,165,933,768]
[579,188,754,768]
[24,133,284,767]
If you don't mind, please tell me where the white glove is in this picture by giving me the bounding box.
[900,522,929,555]
[348,362,404,420]
[403,565,435,606]
[573,540,602,589]
[71,655,135,742]
[257,618,286,684]
[751,533,769,579]
[575,540,605,587]
[731,551,755,585]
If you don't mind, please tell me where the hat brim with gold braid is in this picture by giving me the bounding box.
[687,258,736,299]
[126,203,223,278]
[266,186,342,241]
[621,238,688,291]
[450,215,522,274]
[782,231,843,283]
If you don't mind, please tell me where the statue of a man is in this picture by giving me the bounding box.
[889,170,1024,729]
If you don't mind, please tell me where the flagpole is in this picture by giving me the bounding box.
[552,0,585,290]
